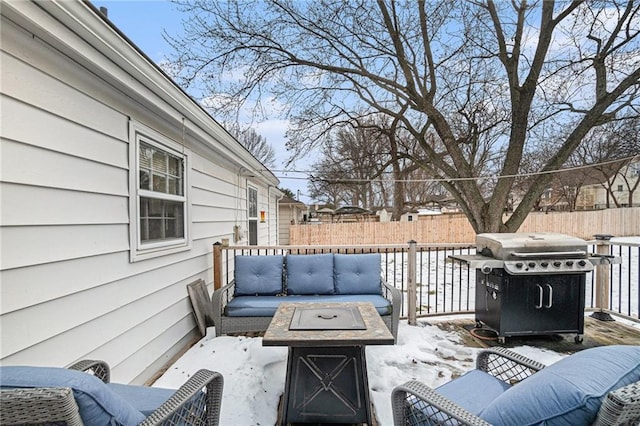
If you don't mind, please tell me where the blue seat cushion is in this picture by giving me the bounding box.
[405,369,511,424]
[234,255,284,296]
[225,294,392,317]
[107,383,206,418]
[334,253,383,295]
[286,254,335,295]
[0,366,146,425]
[437,369,512,416]
[480,345,640,425]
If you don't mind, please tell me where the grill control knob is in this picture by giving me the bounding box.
[515,262,523,268]
[541,262,548,267]
[528,262,536,268]
[566,261,574,266]
[578,260,587,267]
[553,261,562,267]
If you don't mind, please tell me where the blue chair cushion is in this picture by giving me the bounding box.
[0,366,146,425]
[334,253,382,295]
[234,255,284,296]
[225,294,392,317]
[405,369,512,424]
[480,345,640,425]
[437,369,512,416]
[107,383,206,418]
[286,254,335,295]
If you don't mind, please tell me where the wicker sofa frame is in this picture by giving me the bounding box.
[213,278,401,340]
[391,347,640,426]
[0,360,224,426]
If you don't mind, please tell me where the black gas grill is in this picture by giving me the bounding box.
[454,233,599,343]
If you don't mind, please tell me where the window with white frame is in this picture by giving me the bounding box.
[130,122,190,261]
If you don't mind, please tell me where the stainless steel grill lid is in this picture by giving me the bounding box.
[476,232,588,260]
[451,232,616,275]
[471,232,593,275]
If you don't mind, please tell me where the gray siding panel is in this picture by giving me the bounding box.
[0,245,213,315]
[1,183,129,226]
[1,92,128,168]
[1,224,129,270]
[1,49,128,143]
[1,139,129,196]
[1,256,208,359]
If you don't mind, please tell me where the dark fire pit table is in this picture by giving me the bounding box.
[263,302,394,425]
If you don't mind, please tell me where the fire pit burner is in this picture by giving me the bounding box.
[289,306,366,330]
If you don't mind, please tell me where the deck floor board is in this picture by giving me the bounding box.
[432,315,640,353]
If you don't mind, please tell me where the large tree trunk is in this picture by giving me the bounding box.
[392,174,404,221]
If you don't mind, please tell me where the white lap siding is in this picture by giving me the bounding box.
[1,2,280,384]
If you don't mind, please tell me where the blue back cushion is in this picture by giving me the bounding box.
[480,345,640,425]
[234,255,284,296]
[286,254,335,295]
[334,253,382,295]
[0,366,146,425]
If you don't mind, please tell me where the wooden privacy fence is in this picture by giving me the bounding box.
[289,207,640,245]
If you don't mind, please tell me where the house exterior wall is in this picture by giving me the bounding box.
[578,162,640,209]
[279,205,295,244]
[278,200,306,245]
[576,187,597,210]
[376,209,392,222]
[0,1,280,384]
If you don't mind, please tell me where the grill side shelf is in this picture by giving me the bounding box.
[448,254,504,271]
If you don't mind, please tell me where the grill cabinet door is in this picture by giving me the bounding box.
[503,274,585,335]
[476,270,585,337]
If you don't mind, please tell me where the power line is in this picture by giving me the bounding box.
[268,155,639,183]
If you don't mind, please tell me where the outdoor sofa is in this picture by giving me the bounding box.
[0,359,223,425]
[212,252,401,341]
[392,345,640,426]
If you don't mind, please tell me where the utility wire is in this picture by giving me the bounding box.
[268,155,639,183]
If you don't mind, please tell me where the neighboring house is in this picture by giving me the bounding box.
[400,209,420,222]
[439,202,463,214]
[1,1,281,384]
[278,196,306,244]
[417,208,443,218]
[508,160,639,212]
[578,161,640,209]
[375,208,393,222]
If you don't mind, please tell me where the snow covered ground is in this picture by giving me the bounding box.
[153,237,639,425]
[153,318,567,426]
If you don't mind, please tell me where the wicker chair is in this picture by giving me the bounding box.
[595,381,640,426]
[392,346,640,426]
[0,360,224,426]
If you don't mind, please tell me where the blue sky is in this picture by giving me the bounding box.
[91,0,311,201]
[92,1,179,64]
